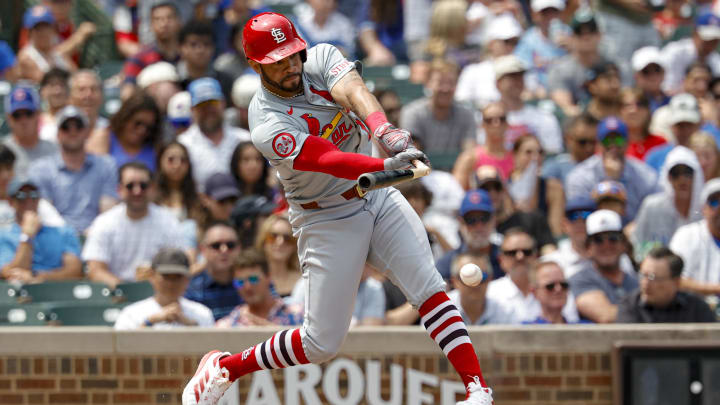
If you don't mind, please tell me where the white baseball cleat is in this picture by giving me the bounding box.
[457,377,494,405]
[182,350,232,405]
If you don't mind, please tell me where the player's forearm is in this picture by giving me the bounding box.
[331,70,384,122]
[294,135,384,179]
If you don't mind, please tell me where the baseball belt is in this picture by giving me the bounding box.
[300,185,367,210]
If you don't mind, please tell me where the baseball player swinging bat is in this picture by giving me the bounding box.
[357,160,431,191]
[184,11,494,405]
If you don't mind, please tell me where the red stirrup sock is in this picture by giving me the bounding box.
[419,291,488,388]
[219,328,310,381]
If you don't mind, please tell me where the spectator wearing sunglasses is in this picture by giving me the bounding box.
[216,248,303,327]
[3,85,59,179]
[446,253,513,325]
[647,93,702,171]
[254,214,300,298]
[435,189,503,282]
[524,261,581,324]
[29,106,118,235]
[633,147,704,260]
[670,179,720,297]
[83,162,189,289]
[475,165,556,254]
[185,221,242,321]
[488,228,579,323]
[616,246,716,323]
[566,116,658,222]
[569,209,639,323]
[87,90,162,172]
[453,103,514,188]
[542,113,599,185]
[631,47,669,113]
[0,178,81,284]
[114,248,214,330]
[544,197,638,279]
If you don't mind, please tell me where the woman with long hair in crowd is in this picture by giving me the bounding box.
[689,131,720,182]
[620,88,667,160]
[154,141,203,249]
[254,214,300,298]
[229,141,274,199]
[507,134,564,237]
[453,102,514,189]
[87,90,162,171]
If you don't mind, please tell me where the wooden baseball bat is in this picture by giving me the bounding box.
[357,160,431,192]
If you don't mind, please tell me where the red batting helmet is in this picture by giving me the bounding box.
[242,12,307,64]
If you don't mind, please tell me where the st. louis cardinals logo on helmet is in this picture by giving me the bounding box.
[242,12,307,64]
[272,132,296,157]
[271,27,286,43]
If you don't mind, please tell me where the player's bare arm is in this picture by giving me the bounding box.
[330,69,383,119]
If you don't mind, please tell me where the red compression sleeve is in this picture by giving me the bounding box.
[365,111,389,134]
[293,135,385,180]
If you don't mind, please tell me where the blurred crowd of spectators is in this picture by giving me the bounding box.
[0,0,720,329]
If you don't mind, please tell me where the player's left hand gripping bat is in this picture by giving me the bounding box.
[357,160,431,192]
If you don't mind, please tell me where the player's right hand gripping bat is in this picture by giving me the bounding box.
[357,160,431,192]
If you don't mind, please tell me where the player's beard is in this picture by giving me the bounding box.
[260,68,303,94]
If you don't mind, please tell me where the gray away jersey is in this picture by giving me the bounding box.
[249,44,372,204]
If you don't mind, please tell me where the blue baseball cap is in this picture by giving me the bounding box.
[188,78,224,107]
[7,177,38,197]
[460,189,494,216]
[24,5,55,29]
[565,196,596,215]
[4,85,40,115]
[696,12,720,41]
[597,116,628,142]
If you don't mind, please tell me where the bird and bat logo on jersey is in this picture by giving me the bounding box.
[300,111,370,147]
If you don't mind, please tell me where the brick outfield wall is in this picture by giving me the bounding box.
[1,325,719,405]
[0,352,612,405]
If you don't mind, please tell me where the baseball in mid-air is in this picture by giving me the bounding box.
[459,263,485,287]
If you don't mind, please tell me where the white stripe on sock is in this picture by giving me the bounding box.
[420,300,452,325]
[426,309,462,336]
[442,336,472,356]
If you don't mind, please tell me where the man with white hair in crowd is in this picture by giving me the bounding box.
[225,74,260,131]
